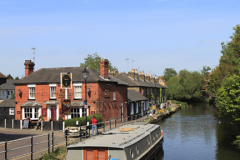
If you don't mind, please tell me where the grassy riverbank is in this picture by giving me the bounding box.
[38,146,66,160]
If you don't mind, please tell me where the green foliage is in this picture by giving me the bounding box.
[215,74,240,121]
[209,25,240,95]
[80,52,117,71]
[10,93,15,99]
[15,76,19,80]
[159,88,162,103]
[163,68,178,82]
[58,116,63,121]
[201,66,211,76]
[39,146,66,160]
[166,70,204,101]
[232,135,240,150]
[7,74,13,79]
[65,114,102,127]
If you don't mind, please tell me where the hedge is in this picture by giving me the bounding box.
[65,114,102,127]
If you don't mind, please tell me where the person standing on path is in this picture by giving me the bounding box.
[91,115,97,136]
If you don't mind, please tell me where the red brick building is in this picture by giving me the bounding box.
[15,59,128,121]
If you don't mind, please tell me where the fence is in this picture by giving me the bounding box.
[0,113,151,160]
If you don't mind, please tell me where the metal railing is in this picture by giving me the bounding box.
[0,113,151,160]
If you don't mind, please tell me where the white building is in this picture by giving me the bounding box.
[0,79,16,100]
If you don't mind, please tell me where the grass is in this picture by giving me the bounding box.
[38,146,66,160]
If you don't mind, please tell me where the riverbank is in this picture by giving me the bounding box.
[146,102,182,124]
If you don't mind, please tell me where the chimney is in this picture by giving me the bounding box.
[100,58,109,79]
[139,71,145,81]
[150,74,155,83]
[128,69,135,79]
[155,75,159,84]
[108,70,113,77]
[24,60,35,77]
[134,69,139,80]
[145,74,150,81]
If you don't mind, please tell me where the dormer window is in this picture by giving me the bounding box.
[28,84,36,99]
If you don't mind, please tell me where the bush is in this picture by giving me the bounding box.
[65,114,102,127]
[59,116,63,121]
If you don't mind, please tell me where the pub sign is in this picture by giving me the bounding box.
[61,73,72,89]
[62,99,71,115]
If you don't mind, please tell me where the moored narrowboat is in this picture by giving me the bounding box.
[66,122,163,160]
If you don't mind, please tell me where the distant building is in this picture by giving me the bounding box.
[0,99,15,119]
[15,59,128,121]
[0,72,7,85]
[0,79,16,100]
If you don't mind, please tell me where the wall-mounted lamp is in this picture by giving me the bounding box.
[17,88,21,95]
[125,102,128,104]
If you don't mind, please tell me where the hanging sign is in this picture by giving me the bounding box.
[62,99,71,115]
[60,73,72,89]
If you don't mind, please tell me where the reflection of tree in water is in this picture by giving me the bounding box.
[157,103,240,160]
[215,118,240,160]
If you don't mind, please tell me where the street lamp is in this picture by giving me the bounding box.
[82,67,89,125]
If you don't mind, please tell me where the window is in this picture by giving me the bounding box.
[81,108,86,117]
[3,91,5,96]
[74,83,82,99]
[24,107,39,119]
[146,101,149,110]
[24,108,32,118]
[136,103,138,113]
[147,88,149,95]
[71,108,80,118]
[130,103,134,115]
[9,108,14,115]
[143,102,145,110]
[113,92,116,101]
[49,84,56,99]
[28,84,36,99]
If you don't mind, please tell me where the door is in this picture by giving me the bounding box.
[51,108,56,121]
[84,148,108,160]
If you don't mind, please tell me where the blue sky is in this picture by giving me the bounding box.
[1,0,240,78]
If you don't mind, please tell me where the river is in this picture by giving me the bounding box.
[155,103,240,160]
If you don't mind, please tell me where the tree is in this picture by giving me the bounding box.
[15,76,19,80]
[166,70,204,101]
[10,93,15,99]
[209,25,240,95]
[201,66,211,76]
[163,68,177,82]
[80,52,117,71]
[7,74,13,79]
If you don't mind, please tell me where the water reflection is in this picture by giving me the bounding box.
[155,103,240,160]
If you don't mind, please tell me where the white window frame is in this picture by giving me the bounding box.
[9,108,14,115]
[113,92,116,101]
[136,102,138,113]
[28,84,36,99]
[130,103,134,115]
[49,84,56,99]
[71,108,80,118]
[73,83,82,99]
[23,107,40,120]
[146,101,149,110]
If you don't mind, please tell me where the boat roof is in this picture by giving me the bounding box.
[67,122,161,149]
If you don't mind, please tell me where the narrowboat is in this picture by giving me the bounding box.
[66,122,163,160]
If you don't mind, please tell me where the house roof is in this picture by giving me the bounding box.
[0,79,17,90]
[15,67,128,86]
[0,99,15,108]
[115,73,166,88]
[0,72,7,79]
[127,90,148,102]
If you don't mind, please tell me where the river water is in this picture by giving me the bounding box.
[156,103,240,160]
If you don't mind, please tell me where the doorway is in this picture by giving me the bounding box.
[51,108,56,121]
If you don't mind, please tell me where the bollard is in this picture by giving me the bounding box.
[31,137,33,160]
[52,132,54,152]
[5,141,7,160]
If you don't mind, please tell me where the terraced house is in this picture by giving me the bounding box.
[113,69,166,117]
[15,59,128,122]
